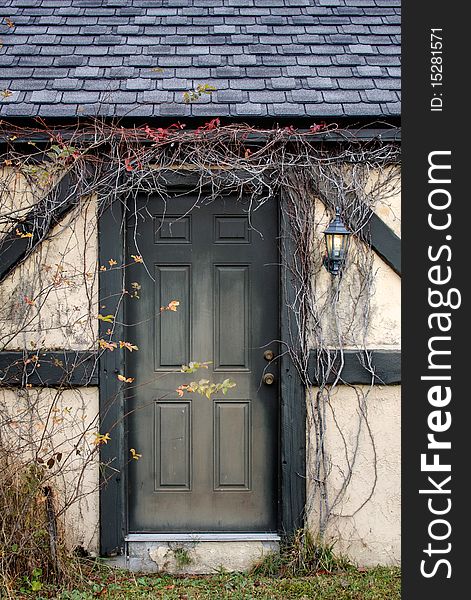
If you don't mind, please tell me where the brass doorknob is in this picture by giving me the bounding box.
[263,373,275,385]
[264,349,274,361]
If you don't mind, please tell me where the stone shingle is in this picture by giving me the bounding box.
[235,103,268,116]
[271,78,297,90]
[216,89,247,103]
[291,89,321,103]
[249,90,286,103]
[2,0,400,119]
[61,91,100,104]
[322,90,361,103]
[30,90,60,103]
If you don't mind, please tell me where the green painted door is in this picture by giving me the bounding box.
[126,193,279,532]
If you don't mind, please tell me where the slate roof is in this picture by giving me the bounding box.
[0,0,401,121]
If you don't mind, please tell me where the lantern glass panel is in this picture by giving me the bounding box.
[325,233,348,260]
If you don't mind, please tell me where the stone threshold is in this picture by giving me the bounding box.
[121,535,280,574]
[126,533,280,542]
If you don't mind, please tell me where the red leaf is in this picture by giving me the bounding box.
[206,118,220,130]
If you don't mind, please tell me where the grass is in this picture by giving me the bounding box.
[1,564,401,599]
[1,529,400,599]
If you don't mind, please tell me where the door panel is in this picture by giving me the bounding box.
[126,194,279,532]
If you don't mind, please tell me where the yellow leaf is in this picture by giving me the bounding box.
[130,448,142,460]
[16,228,33,238]
[117,374,135,383]
[119,341,139,352]
[98,339,117,351]
[94,432,111,446]
[98,313,114,323]
[108,259,117,266]
[1,89,12,99]
[131,254,143,263]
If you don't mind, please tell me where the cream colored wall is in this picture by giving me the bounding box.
[0,175,100,553]
[0,195,98,350]
[306,171,401,565]
[0,169,39,237]
[309,182,401,350]
[365,166,401,238]
[0,387,100,554]
[307,385,401,566]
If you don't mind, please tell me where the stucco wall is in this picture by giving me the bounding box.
[0,193,98,351]
[365,166,401,238]
[308,194,401,350]
[305,173,401,565]
[0,386,100,554]
[0,176,100,554]
[306,385,401,566]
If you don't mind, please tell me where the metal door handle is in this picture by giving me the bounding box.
[263,373,275,385]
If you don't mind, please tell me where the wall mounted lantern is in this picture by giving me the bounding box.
[323,207,351,276]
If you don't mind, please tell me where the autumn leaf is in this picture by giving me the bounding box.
[181,361,211,373]
[176,384,190,397]
[131,254,143,263]
[1,89,12,99]
[151,67,165,73]
[24,296,35,306]
[98,339,117,351]
[183,83,216,104]
[119,341,138,352]
[117,374,135,383]
[160,300,180,312]
[99,265,107,271]
[129,448,142,460]
[206,117,220,130]
[94,432,111,446]
[124,157,134,172]
[98,313,114,323]
[4,17,14,28]
[108,259,117,266]
[16,228,33,238]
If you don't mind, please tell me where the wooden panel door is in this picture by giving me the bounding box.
[126,193,279,532]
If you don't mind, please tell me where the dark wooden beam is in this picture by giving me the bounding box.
[98,198,126,557]
[0,126,401,146]
[0,351,98,387]
[364,212,401,276]
[280,193,307,536]
[308,349,401,385]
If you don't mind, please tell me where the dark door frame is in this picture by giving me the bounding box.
[99,181,306,556]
